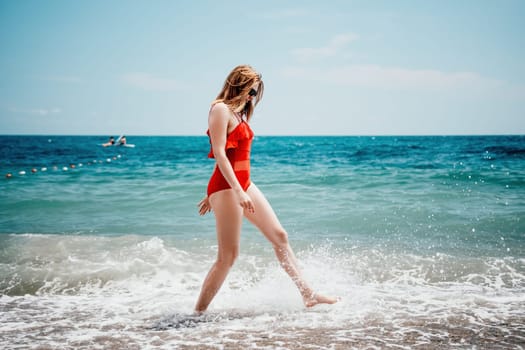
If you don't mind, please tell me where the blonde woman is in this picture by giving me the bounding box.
[195,65,338,313]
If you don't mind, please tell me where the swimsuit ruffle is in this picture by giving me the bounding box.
[207,122,254,158]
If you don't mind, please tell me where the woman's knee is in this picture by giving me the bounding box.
[217,248,239,268]
[271,228,289,248]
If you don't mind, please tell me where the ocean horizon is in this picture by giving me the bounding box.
[1,134,524,349]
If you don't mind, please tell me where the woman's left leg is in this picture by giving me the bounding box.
[244,183,338,307]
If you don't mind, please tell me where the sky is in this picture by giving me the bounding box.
[1,0,524,136]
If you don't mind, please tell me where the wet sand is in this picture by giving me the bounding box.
[4,313,523,349]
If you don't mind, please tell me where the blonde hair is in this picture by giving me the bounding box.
[212,65,264,121]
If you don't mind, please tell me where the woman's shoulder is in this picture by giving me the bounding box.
[209,102,232,122]
[210,101,230,114]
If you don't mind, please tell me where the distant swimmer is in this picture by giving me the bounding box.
[118,135,127,146]
[103,134,135,148]
[102,136,115,147]
[116,135,135,148]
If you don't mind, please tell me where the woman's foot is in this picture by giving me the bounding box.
[304,293,340,308]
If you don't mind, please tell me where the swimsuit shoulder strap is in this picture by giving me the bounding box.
[233,111,243,123]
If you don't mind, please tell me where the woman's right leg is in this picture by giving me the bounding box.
[194,190,243,313]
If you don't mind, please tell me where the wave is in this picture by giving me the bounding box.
[484,145,525,158]
[1,234,523,296]
[1,234,524,348]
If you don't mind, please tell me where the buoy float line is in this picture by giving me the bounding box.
[4,154,123,179]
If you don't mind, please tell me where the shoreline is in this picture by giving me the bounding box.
[2,313,523,349]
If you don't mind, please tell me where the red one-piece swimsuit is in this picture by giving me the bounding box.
[206,118,254,197]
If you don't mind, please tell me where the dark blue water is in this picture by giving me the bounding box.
[1,135,523,254]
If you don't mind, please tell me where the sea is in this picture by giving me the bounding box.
[0,135,524,349]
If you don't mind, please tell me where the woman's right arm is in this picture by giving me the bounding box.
[208,104,254,213]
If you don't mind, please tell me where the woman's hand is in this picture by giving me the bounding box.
[236,190,255,213]
[197,196,212,216]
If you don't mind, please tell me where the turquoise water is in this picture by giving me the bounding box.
[1,135,524,348]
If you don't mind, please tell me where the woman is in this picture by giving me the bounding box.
[195,65,338,313]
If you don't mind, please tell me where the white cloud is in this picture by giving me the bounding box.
[122,73,181,91]
[38,76,83,83]
[291,33,359,62]
[282,64,504,91]
[9,107,62,116]
[261,8,310,20]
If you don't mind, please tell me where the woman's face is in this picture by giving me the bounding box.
[246,82,260,102]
